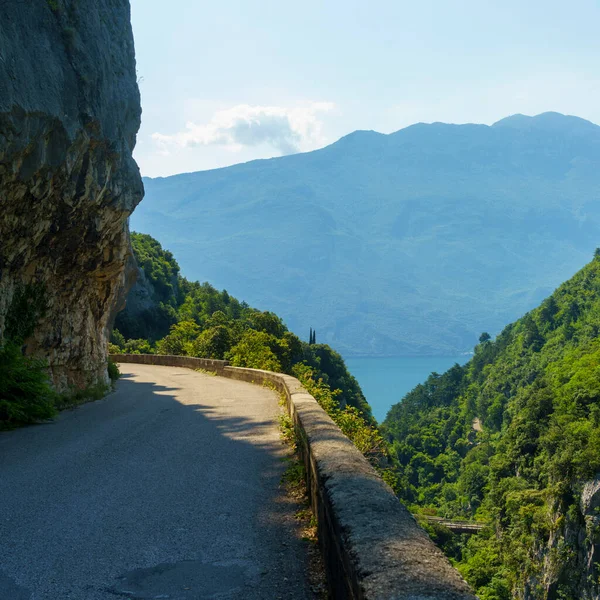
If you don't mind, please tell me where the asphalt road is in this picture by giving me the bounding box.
[0,364,314,599]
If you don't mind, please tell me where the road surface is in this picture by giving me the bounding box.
[0,364,314,599]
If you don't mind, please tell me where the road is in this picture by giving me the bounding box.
[0,364,314,599]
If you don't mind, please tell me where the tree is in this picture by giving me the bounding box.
[191,325,231,359]
[226,330,284,372]
[246,311,287,337]
[155,320,201,356]
[479,332,491,344]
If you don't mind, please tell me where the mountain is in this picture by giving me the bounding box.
[382,252,600,599]
[132,112,600,356]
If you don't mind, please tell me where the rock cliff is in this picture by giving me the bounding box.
[0,0,143,389]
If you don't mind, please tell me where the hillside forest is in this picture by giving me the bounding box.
[383,250,600,599]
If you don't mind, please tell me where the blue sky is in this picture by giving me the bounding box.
[130,0,600,177]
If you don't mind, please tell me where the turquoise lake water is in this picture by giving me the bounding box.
[344,356,471,423]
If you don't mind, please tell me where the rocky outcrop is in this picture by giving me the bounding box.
[0,0,143,390]
[580,477,600,589]
[532,480,600,600]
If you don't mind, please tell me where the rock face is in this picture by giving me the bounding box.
[530,480,600,600]
[0,0,143,390]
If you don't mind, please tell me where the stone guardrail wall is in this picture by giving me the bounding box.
[112,354,476,600]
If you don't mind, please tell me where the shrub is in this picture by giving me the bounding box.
[0,341,57,429]
[56,383,110,410]
[123,338,154,355]
[107,358,120,383]
[292,362,389,465]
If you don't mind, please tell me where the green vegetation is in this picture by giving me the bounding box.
[0,283,57,429]
[1,280,121,430]
[382,253,600,599]
[107,358,120,383]
[0,341,57,429]
[55,382,111,411]
[114,232,181,342]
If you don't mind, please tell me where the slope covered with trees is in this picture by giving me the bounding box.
[383,252,600,599]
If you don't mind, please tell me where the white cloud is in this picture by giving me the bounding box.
[152,102,335,156]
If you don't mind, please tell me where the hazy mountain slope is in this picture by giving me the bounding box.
[132,112,600,356]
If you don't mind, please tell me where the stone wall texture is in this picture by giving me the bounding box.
[113,354,477,600]
[0,0,143,390]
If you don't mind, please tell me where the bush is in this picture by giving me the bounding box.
[107,358,120,383]
[123,338,154,355]
[292,362,389,465]
[156,320,200,356]
[0,341,57,429]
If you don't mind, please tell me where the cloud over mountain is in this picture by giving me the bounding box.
[152,102,334,155]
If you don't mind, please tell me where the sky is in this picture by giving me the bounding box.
[130,0,600,178]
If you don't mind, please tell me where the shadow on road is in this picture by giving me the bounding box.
[0,366,315,600]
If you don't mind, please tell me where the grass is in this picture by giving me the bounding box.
[55,382,110,410]
[194,368,217,376]
[262,380,280,393]
[56,358,121,410]
[277,403,327,597]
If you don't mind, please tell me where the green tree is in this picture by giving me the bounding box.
[191,325,232,359]
[226,330,284,372]
[156,320,201,356]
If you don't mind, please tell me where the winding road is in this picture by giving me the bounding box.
[0,364,314,600]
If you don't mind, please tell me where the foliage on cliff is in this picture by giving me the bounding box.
[382,253,600,599]
[114,233,181,341]
[112,233,373,420]
[0,281,122,429]
[0,342,57,429]
[0,284,56,428]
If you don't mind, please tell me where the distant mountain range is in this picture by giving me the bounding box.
[132,112,600,356]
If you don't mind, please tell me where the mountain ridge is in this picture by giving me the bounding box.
[144,112,600,182]
[133,112,600,356]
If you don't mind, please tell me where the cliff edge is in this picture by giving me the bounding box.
[0,0,143,389]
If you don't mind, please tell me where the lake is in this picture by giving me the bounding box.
[344,355,471,423]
